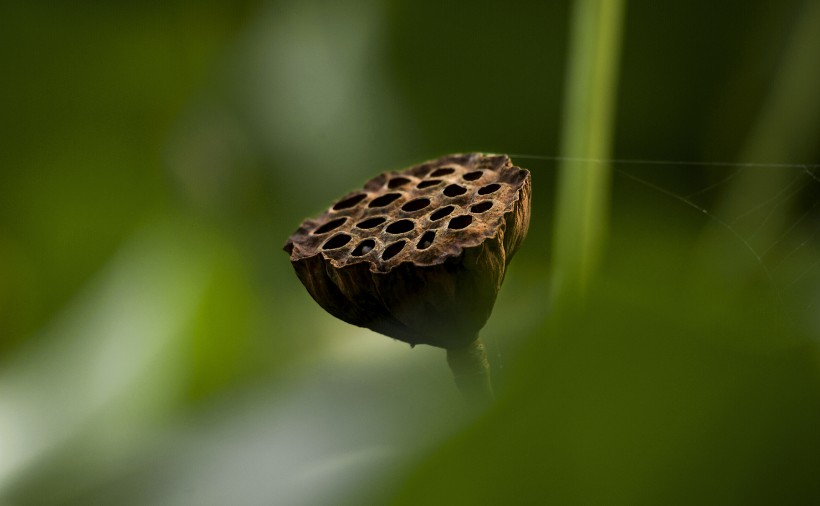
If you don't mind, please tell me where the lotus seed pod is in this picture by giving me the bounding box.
[284,153,531,350]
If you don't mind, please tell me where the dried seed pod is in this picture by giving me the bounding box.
[284,153,531,351]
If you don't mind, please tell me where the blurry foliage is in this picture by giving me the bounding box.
[0,1,256,355]
[389,192,820,505]
[0,0,819,504]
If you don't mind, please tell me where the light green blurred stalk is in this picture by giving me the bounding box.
[551,0,625,302]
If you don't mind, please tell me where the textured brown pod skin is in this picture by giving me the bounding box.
[284,153,531,350]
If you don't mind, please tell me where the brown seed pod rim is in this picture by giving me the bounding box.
[284,153,530,274]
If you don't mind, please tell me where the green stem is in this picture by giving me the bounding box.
[552,0,626,302]
[446,337,494,405]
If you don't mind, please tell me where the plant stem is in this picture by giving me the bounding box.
[446,337,494,405]
[552,0,626,302]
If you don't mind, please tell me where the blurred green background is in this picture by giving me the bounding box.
[1,1,819,504]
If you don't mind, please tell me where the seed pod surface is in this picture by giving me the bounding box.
[284,153,531,349]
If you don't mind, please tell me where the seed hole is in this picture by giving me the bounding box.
[470,201,493,213]
[463,171,483,181]
[429,206,455,221]
[382,240,406,261]
[313,217,347,234]
[443,184,467,197]
[387,177,411,189]
[478,183,501,195]
[430,167,455,177]
[333,193,367,210]
[417,179,442,189]
[417,231,435,250]
[386,219,414,234]
[323,234,352,250]
[351,239,376,256]
[401,198,431,212]
[368,193,402,208]
[356,216,386,229]
[448,215,473,230]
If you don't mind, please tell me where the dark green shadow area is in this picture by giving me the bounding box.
[389,185,820,505]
